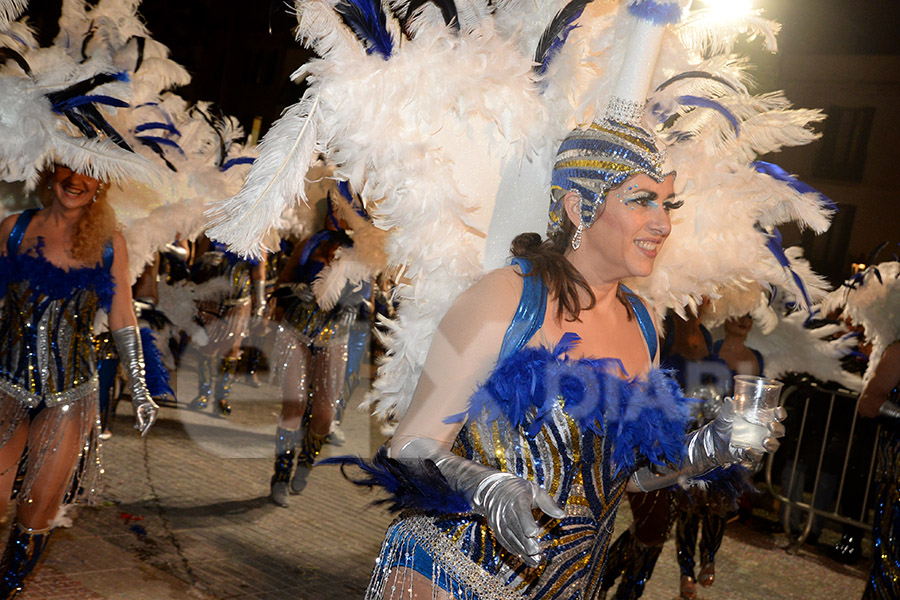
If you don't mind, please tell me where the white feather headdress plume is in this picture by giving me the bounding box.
[822,262,900,385]
[207,0,832,429]
[0,0,27,31]
[313,186,388,309]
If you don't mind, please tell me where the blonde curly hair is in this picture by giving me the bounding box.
[38,168,119,264]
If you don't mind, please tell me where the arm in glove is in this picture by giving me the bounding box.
[394,438,566,567]
[878,401,900,421]
[112,326,159,436]
[631,399,785,492]
[252,279,267,318]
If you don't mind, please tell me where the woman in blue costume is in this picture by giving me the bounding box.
[189,235,266,415]
[0,165,158,597]
[269,201,362,507]
[331,119,785,600]
[860,339,900,599]
[839,262,900,599]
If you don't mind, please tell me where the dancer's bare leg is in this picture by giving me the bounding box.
[381,566,452,600]
[0,421,29,517]
[17,407,91,530]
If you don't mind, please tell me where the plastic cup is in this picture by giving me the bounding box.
[730,375,784,449]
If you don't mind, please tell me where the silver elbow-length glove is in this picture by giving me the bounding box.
[112,326,159,436]
[878,401,900,421]
[631,399,786,492]
[394,438,566,567]
[252,280,267,318]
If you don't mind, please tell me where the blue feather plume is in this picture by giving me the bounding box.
[677,95,740,136]
[334,0,394,59]
[752,161,835,212]
[627,0,682,25]
[684,464,755,508]
[762,226,812,309]
[319,447,472,514]
[139,327,174,398]
[533,0,593,75]
[134,121,181,137]
[220,157,255,171]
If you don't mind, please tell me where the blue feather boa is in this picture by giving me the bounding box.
[684,464,755,509]
[319,447,471,515]
[0,241,115,310]
[446,335,696,476]
[139,327,174,398]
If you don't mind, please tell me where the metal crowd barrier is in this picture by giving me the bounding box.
[764,379,876,553]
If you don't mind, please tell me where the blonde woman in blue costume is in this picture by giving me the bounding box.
[330,120,787,600]
[0,165,158,596]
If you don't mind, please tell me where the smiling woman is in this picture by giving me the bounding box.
[38,166,117,266]
[326,112,785,600]
[0,163,159,597]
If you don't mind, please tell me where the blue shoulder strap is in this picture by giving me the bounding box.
[102,242,114,272]
[700,324,713,354]
[620,285,658,363]
[498,258,547,362]
[7,209,37,256]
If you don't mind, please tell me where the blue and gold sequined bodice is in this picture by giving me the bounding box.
[0,210,114,408]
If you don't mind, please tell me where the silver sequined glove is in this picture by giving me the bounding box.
[252,280,267,318]
[878,401,900,421]
[631,398,786,492]
[395,438,566,567]
[112,326,159,436]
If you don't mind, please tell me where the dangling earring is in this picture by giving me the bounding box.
[571,222,583,251]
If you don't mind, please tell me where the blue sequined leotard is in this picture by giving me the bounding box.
[863,352,900,600]
[0,209,114,409]
[366,260,692,600]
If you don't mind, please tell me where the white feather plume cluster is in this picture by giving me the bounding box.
[312,193,388,310]
[156,278,234,347]
[0,0,27,31]
[207,0,832,426]
[745,307,862,393]
[0,1,270,291]
[0,25,163,189]
[822,262,900,385]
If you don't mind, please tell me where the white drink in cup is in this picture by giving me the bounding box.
[729,375,784,450]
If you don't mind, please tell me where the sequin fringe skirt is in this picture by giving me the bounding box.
[197,298,252,350]
[0,390,102,506]
[367,515,521,600]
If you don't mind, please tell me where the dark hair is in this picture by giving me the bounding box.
[510,209,633,323]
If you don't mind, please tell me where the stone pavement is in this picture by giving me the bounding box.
[11,358,868,599]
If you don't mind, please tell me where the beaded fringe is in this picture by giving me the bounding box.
[367,516,522,600]
[0,391,102,506]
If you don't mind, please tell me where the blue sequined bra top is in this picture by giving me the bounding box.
[0,209,114,408]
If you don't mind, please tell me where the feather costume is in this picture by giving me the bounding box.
[822,262,900,386]
[208,0,832,429]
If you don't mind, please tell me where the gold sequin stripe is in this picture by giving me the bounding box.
[0,375,98,409]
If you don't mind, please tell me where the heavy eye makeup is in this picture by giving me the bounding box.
[622,192,683,211]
